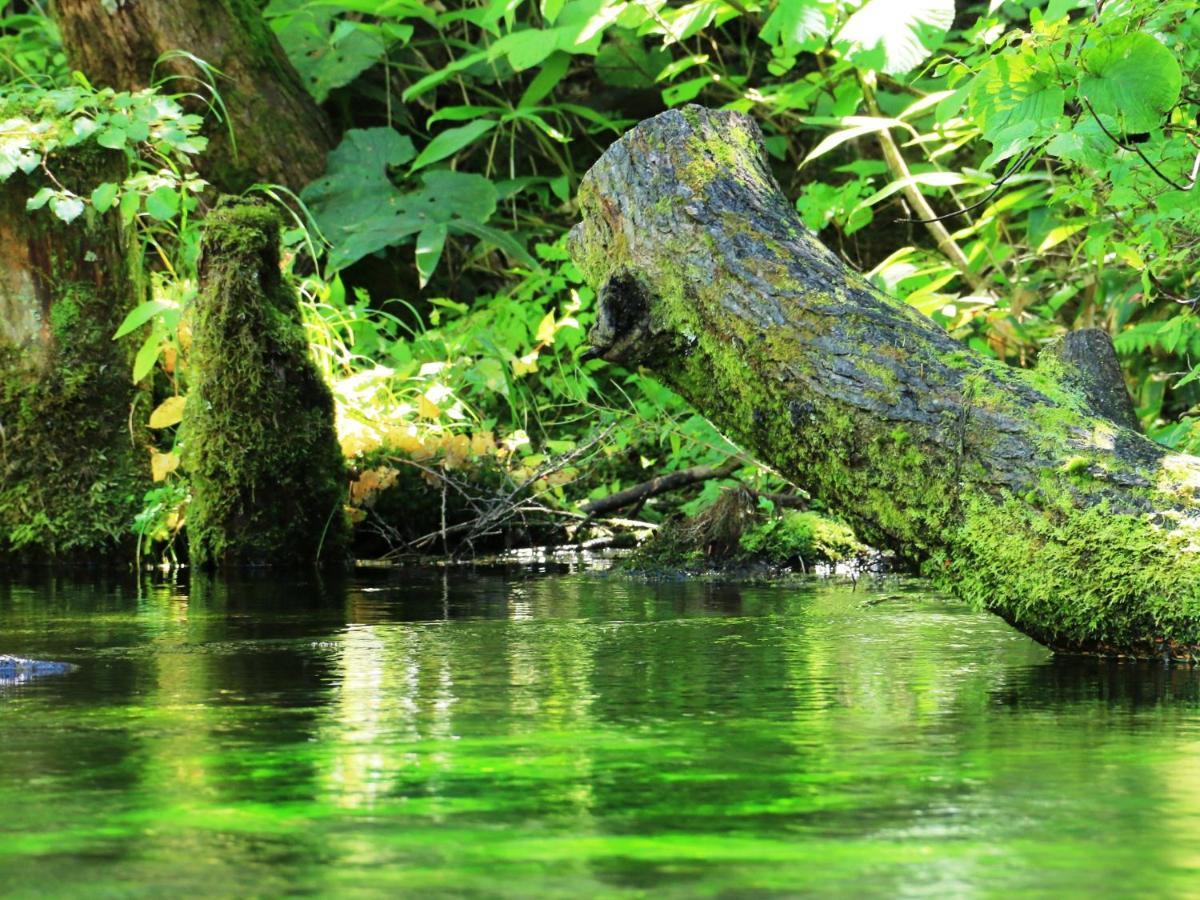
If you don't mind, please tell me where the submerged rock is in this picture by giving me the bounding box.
[0,655,76,684]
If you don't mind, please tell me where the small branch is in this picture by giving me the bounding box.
[578,458,740,517]
[898,143,1042,224]
[859,75,989,294]
[1082,97,1195,192]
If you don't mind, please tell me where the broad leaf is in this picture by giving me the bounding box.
[968,51,1064,145]
[837,0,954,75]
[1080,33,1182,134]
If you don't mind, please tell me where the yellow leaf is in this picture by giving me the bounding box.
[1037,222,1086,254]
[148,395,186,428]
[418,394,440,419]
[150,450,179,482]
[512,350,540,377]
[536,311,557,344]
[471,431,497,457]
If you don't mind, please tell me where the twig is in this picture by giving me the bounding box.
[859,74,989,294]
[578,458,740,517]
[898,143,1042,224]
[1082,97,1196,192]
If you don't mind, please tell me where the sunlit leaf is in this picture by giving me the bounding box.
[148,395,186,429]
[837,0,954,75]
[415,223,447,289]
[150,450,180,482]
[1080,33,1182,134]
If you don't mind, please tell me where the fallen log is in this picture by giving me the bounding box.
[569,105,1200,660]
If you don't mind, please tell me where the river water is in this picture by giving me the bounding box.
[1,569,1198,897]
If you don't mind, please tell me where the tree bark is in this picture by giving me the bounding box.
[0,145,147,560]
[569,105,1200,660]
[53,0,335,193]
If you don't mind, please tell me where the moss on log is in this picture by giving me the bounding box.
[0,146,147,561]
[187,200,348,569]
[569,105,1200,660]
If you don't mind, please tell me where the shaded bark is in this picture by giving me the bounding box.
[570,105,1200,659]
[0,146,147,560]
[54,0,335,192]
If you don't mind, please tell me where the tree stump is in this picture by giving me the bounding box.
[0,146,147,561]
[570,105,1200,659]
[186,200,348,569]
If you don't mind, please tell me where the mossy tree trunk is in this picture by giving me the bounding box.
[0,146,147,560]
[53,0,335,192]
[187,200,348,569]
[570,105,1200,660]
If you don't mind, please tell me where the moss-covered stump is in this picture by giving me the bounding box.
[187,200,348,569]
[0,147,147,562]
[570,105,1200,660]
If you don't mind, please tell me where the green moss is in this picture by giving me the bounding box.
[739,510,865,565]
[0,148,147,563]
[0,284,146,560]
[185,199,348,569]
[933,491,1200,659]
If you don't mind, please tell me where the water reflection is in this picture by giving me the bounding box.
[1,570,1200,895]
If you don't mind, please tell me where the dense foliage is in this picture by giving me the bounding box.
[1,0,1196,560]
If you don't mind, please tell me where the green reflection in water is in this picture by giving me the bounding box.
[1,571,1199,897]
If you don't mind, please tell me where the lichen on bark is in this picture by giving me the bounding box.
[185,199,348,569]
[570,105,1200,659]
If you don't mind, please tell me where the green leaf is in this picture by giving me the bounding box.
[271,5,387,103]
[114,300,172,340]
[851,171,974,216]
[144,186,180,221]
[837,0,954,75]
[595,31,670,89]
[91,182,119,213]
[26,187,55,211]
[968,50,1064,145]
[452,219,538,269]
[759,0,831,55]
[519,51,571,108]
[1080,33,1182,134]
[415,223,448,288]
[410,119,497,171]
[401,48,488,102]
[133,330,162,382]
[96,127,126,150]
[49,194,85,223]
[119,187,141,223]
[802,117,917,165]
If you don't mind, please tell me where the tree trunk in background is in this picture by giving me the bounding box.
[53,0,335,192]
[0,146,147,560]
[570,105,1200,660]
[187,200,348,569]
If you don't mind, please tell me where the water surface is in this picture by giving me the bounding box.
[2,570,1198,897]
